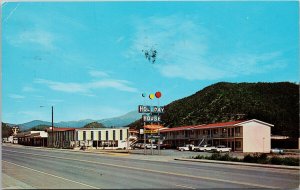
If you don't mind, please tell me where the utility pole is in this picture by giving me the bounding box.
[52,106,54,147]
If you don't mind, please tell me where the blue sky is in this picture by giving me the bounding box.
[2,1,299,124]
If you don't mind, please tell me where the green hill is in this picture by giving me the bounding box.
[83,122,105,128]
[127,82,299,137]
[25,125,52,131]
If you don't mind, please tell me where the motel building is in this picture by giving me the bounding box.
[160,119,273,153]
[47,127,129,149]
[15,131,48,147]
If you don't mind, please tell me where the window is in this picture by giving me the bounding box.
[76,131,78,140]
[98,131,101,140]
[235,127,240,133]
[213,129,218,134]
[113,130,116,140]
[185,131,188,137]
[83,131,86,141]
[120,130,123,140]
[106,131,109,140]
[91,131,94,140]
[236,141,241,148]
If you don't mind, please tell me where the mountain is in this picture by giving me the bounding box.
[127,82,299,137]
[16,110,140,131]
[19,120,53,130]
[57,119,95,128]
[97,110,140,127]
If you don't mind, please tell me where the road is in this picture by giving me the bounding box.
[2,144,299,189]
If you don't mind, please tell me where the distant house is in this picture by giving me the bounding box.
[160,119,273,153]
[46,127,129,149]
[15,131,48,147]
[2,136,13,143]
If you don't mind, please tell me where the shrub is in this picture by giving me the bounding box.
[270,156,283,165]
[220,153,231,161]
[194,155,204,159]
[230,157,242,162]
[257,153,268,164]
[193,152,299,166]
[281,157,299,166]
[210,153,221,160]
[243,154,256,163]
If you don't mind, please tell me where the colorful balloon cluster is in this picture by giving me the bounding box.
[142,91,162,100]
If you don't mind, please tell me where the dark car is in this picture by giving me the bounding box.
[158,144,172,149]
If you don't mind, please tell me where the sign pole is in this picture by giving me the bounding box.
[158,128,160,155]
[144,121,146,155]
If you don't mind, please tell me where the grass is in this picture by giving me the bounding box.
[192,153,299,166]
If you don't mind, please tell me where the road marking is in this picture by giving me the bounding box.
[175,184,196,189]
[2,160,99,189]
[107,153,129,156]
[2,149,279,189]
[3,144,128,157]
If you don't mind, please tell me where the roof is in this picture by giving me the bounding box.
[144,124,164,130]
[76,127,129,131]
[15,131,44,137]
[160,120,246,133]
[160,124,205,133]
[236,119,274,127]
[46,128,76,132]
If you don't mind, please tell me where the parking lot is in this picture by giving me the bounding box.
[126,148,249,159]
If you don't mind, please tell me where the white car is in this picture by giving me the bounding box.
[212,145,231,152]
[145,144,157,149]
[271,148,284,154]
[178,144,195,151]
[194,145,216,152]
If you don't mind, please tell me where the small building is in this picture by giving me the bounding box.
[15,131,48,147]
[46,128,76,148]
[160,119,273,153]
[47,127,129,149]
[2,136,13,143]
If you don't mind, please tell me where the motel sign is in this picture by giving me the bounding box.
[138,105,164,114]
[142,115,161,122]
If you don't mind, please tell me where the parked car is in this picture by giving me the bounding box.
[132,143,142,149]
[211,145,231,152]
[271,148,284,154]
[178,144,195,151]
[194,144,216,152]
[158,143,172,149]
[145,144,157,149]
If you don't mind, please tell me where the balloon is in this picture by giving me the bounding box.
[155,91,162,98]
[149,94,155,99]
[142,93,146,97]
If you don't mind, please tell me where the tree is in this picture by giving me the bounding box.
[2,123,13,138]
[83,122,105,128]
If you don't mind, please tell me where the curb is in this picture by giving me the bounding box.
[174,158,300,170]
[3,144,132,155]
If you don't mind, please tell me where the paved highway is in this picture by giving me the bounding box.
[2,145,299,189]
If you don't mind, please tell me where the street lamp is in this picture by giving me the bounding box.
[40,105,54,147]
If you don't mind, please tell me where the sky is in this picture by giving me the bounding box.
[2,1,299,124]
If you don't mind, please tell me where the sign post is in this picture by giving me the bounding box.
[138,92,164,155]
[144,122,146,155]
